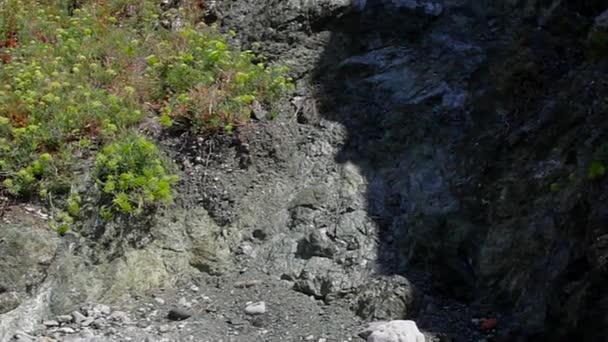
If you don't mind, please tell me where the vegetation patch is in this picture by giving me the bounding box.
[0,0,291,231]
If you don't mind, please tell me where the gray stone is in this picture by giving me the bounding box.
[0,291,20,314]
[294,257,369,299]
[296,230,338,259]
[251,101,268,120]
[244,301,266,315]
[98,304,111,316]
[81,318,94,327]
[91,318,107,329]
[82,304,111,318]
[71,311,87,325]
[0,215,56,315]
[167,308,192,321]
[56,315,72,323]
[353,276,417,320]
[234,280,262,288]
[11,331,36,341]
[108,310,130,324]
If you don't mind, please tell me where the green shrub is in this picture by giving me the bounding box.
[0,0,290,230]
[588,161,606,180]
[152,29,293,133]
[94,134,178,217]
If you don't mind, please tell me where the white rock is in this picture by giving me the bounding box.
[57,327,76,334]
[359,321,425,342]
[178,297,192,308]
[244,301,266,315]
[190,285,199,292]
[43,320,59,327]
[154,297,165,305]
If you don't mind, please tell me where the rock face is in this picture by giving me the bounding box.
[212,0,608,340]
[2,0,608,341]
[0,291,20,315]
[0,207,57,297]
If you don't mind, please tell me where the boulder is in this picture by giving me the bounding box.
[359,320,425,342]
[353,276,417,320]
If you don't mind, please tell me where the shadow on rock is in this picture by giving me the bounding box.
[313,0,485,301]
[311,0,608,341]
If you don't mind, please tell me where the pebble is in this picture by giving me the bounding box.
[99,304,111,316]
[57,327,75,334]
[155,297,165,305]
[178,297,192,308]
[168,307,193,321]
[109,311,130,324]
[234,280,262,288]
[305,335,315,340]
[12,331,35,340]
[81,318,94,327]
[190,285,199,292]
[72,311,87,324]
[80,329,94,338]
[251,316,267,327]
[159,325,170,333]
[91,318,106,329]
[56,315,72,323]
[228,318,248,326]
[137,321,150,328]
[43,320,59,327]
[244,301,266,315]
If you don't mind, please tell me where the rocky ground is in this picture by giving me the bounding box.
[3,0,608,341]
[6,259,499,342]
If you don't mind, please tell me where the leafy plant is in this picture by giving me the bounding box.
[94,134,178,217]
[588,161,606,180]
